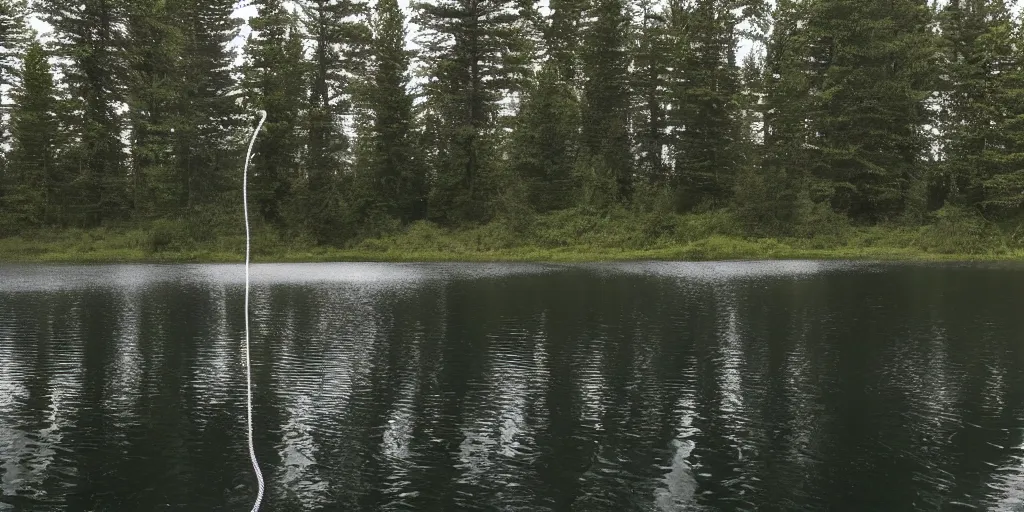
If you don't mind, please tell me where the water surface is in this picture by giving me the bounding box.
[1,261,1024,510]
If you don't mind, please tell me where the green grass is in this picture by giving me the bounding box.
[3,207,1024,263]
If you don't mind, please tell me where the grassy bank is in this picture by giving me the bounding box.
[2,207,1024,263]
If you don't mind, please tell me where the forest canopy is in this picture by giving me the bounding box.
[1,0,1023,251]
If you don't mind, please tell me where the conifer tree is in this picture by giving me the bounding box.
[295,0,370,240]
[172,0,242,211]
[303,0,370,186]
[413,0,524,222]
[734,0,809,232]
[41,0,130,225]
[632,0,670,184]
[241,0,307,223]
[546,0,587,83]
[0,0,27,85]
[361,0,423,222]
[803,0,936,221]
[507,60,580,211]
[2,41,58,230]
[126,0,183,216]
[580,0,634,202]
[668,0,742,210]
[936,0,1024,217]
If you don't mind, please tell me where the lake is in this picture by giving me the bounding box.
[1,261,1023,510]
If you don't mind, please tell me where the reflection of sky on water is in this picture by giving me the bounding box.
[105,291,142,423]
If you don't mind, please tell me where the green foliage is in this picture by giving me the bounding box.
[0,0,29,89]
[792,188,851,242]
[2,41,57,231]
[545,0,586,82]
[241,0,306,223]
[359,0,422,224]
[126,0,184,218]
[917,205,1000,254]
[668,0,744,210]
[41,0,130,226]
[412,0,526,223]
[804,0,937,221]
[573,157,621,211]
[631,0,672,186]
[301,0,371,243]
[6,0,1024,262]
[507,61,579,212]
[580,0,633,200]
[173,0,241,210]
[734,166,799,236]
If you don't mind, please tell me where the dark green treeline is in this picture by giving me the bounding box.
[2,0,1024,243]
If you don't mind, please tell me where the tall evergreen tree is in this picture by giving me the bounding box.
[172,0,241,211]
[580,0,633,202]
[41,0,130,225]
[668,0,742,210]
[507,60,580,211]
[296,0,370,240]
[241,0,307,223]
[632,0,670,184]
[935,0,1024,217]
[126,0,183,216]
[361,0,423,222]
[0,0,29,144]
[2,41,58,230]
[302,0,369,185]
[546,0,587,83]
[734,0,809,232]
[803,0,937,221]
[413,0,524,222]
[0,0,27,86]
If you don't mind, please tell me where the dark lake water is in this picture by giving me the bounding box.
[1,261,1024,511]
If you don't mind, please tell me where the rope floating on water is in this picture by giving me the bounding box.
[243,109,268,512]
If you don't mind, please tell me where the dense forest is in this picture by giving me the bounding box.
[0,0,1023,252]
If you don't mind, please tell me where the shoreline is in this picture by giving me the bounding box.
[1,239,1020,264]
[3,211,1022,264]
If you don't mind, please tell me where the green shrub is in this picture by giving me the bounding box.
[146,219,187,253]
[793,191,851,243]
[916,206,1000,254]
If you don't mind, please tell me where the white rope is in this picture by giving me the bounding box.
[243,109,268,512]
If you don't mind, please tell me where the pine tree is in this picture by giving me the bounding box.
[580,0,633,202]
[735,0,809,232]
[172,0,242,211]
[501,0,545,111]
[126,0,183,216]
[545,0,587,83]
[0,0,31,227]
[41,0,130,225]
[361,0,423,223]
[668,0,742,211]
[413,0,525,222]
[977,5,1024,217]
[507,60,580,211]
[294,0,371,241]
[0,0,29,114]
[0,0,29,110]
[632,0,670,184]
[803,0,936,221]
[241,0,307,223]
[936,0,1023,216]
[2,41,58,230]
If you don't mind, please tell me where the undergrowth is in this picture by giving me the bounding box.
[2,205,1024,263]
